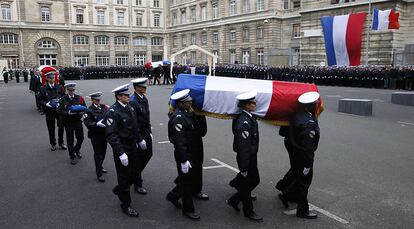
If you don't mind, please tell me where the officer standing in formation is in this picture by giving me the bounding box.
[83,92,109,182]
[57,83,87,165]
[276,92,320,219]
[130,78,152,195]
[166,89,201,221]
[106,84,141,217]
[227,91,262,222]
[29,69,43,113]
[38,71,66,151]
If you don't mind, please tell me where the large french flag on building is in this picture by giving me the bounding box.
[171,74,323,125]
[372,8,400,31]
[321,13,366,66]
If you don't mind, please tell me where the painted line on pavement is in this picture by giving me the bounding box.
[211,158,350,225]
[158,140,171,144]
[398,121,414,126]
[325,95,342,98]
[203,165,226,170]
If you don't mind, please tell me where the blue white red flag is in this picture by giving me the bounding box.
[372,8,400,31]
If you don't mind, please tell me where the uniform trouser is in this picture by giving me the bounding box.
[228,165,260,216]
[90,134,107,176]
[45,111,64,146]
[167,163,195,213]
[191,160,203,194]
[64,120,84,159]
[134,136,153,187]
[276,140,296,193]
[35,94,42,110]
[113,149,140,208]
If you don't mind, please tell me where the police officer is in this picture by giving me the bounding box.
[83,92,109,182]
[106,84,141,217]
[166,89,200,221]
[279,92,320,219]
[227,91,262,222]
[57,83,86,165]
[38,71,66,151]
[130,78,152,194]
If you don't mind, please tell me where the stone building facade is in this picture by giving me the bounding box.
[0,0,413,68]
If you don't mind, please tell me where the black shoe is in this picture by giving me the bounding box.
[97,175,105,182]
[59,144,67,150]
[244,211,263,222]
[101,168,108,173]
[229,179,237,189]
[166,194,182,209]
[193,193,209,200]
[76,152,82,159]
[70,158,77,165]
[182,212,200,221]
[134,186,147,195]
[51,145,57,151]
[296,211,318,219]
[278,193,289,208]
[122,206,139,217]
[226,199,240,212]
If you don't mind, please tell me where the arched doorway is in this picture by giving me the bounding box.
[35,38,61,66]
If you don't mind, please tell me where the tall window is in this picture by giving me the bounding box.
[136,14,142,26]
[293,0,301,8]
[116,55,128,65]
[190,7,196,22]
[73,35,89,45]
[190,51,196,65]
[97,11,105,24]
[212,32,219,43]
[154,14,160,27]
[76,9,84,24]
[257,0,265,11]
[181,34,186,46]
[117,12,125,25]
[151,37,163,46]
[172,12,177,25]
[243,28,249,41]
[257,49,264,65]
[213,50,219,64]
[38,40,56,48]
[201,32,207,45]
[115,36,128,45]
[212,4,219,19]
[181,11,186,24]
[200,5,206,21]
[257,27,263,39]
[152,54,163,62]
[229,0,236,16]
[1,4,11,20]
[39,54,57,66]
[0,34,18,44]
[136,0,142,6]
[117,0,124,4]
[133,37,146,45]
[292,23,300,38]
[153,0,160,7]
[229,49,236,64]
[242,0,249,14]
[96,0,104,4]
[135,54,146,65]
[191,33,196,45]
[201,53,207,64]
[41,6,51,22]
[172,36,178,47]
[95,36,108,45]
[242,50,250,64]
[74,56,89,66]
[96,56,109,66]
[229,30,236,42]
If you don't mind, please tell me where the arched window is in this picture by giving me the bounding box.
[115,36,128,45]
[73,35,89,45]
[0,33,18,44]
[95,35,109,45]
[38,39,57,48]
[151,37,163,46]
[133,37,146,46]
[41,6,50,22]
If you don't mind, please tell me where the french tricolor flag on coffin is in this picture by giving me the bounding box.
[321,13,366,66]
[372,8,400,31]
[171,74,323,125]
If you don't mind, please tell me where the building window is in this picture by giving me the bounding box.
[38,40,56,48]
[97,11,105,24]
[136,0,142,6]
[1,4,11,20]
[181,34,186,46]
[200,5,206,21]
[96,0,104,4]
[191,33,196,45]
[201,32,207,45]
[154,14,160,27]
[212,32,219,43]
[243,28,249,41]
[172,35,178,47]
[154,0,160,7]
[257,26,263,39]
[133,37,146,45]
[116,55,128,65]
[201,52,207,64]
[151,37,163,46]
[229,0,236,16]
[229,49,236,64]
[95,36,108,45]
[73,35,89,45]
[74,56,89,66]
[115,36,128,45]
[96,56,109,66]
[117,0,124,5]
[257,0,264,11]
[172,12,177,25]
[76,9,84,24]
[39,54,57,66]
[331,0,356,4]
[229,30,236,42]
[181,11,186,24]
[293,0,301,8]
[190,7,196,22]
[212,4,219,19]
[283,0,289,9]
[117,12,125,25]
[190,51,196,65]
[257,49,264,65]
[41,6,51,22]
[242,50,250,64]
[136,14,142,26]
[213,50,219,63]
[0,33,18,44]
[152,54,163,61]
[292,23,300,38]
[135,54,146,65]
[242,0,249,14]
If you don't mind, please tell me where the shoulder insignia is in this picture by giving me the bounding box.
[82,113,88,119]
[243,121,249,124]
[109,108,114,112]
[175,123,183,132]
[242,131,249,139]
[176,114,182,118]
[106,118,113,126]
[309,130,316,138]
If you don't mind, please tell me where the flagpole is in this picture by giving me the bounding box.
[365,0,372,65]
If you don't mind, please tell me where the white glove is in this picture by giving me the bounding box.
[68,110,75,115]
[150,133,153,140]
[181,160,192,174]
[240,171,248,177]
[138,139,147,150]
[119,153,128,166]
[46,102,52,108]
[96,119,106,128]
[303,167,310,176]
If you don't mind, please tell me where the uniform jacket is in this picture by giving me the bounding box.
[38,84,65,112]
[130,92,151,141]
[83,103,109,138]
[57,94,86,122]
